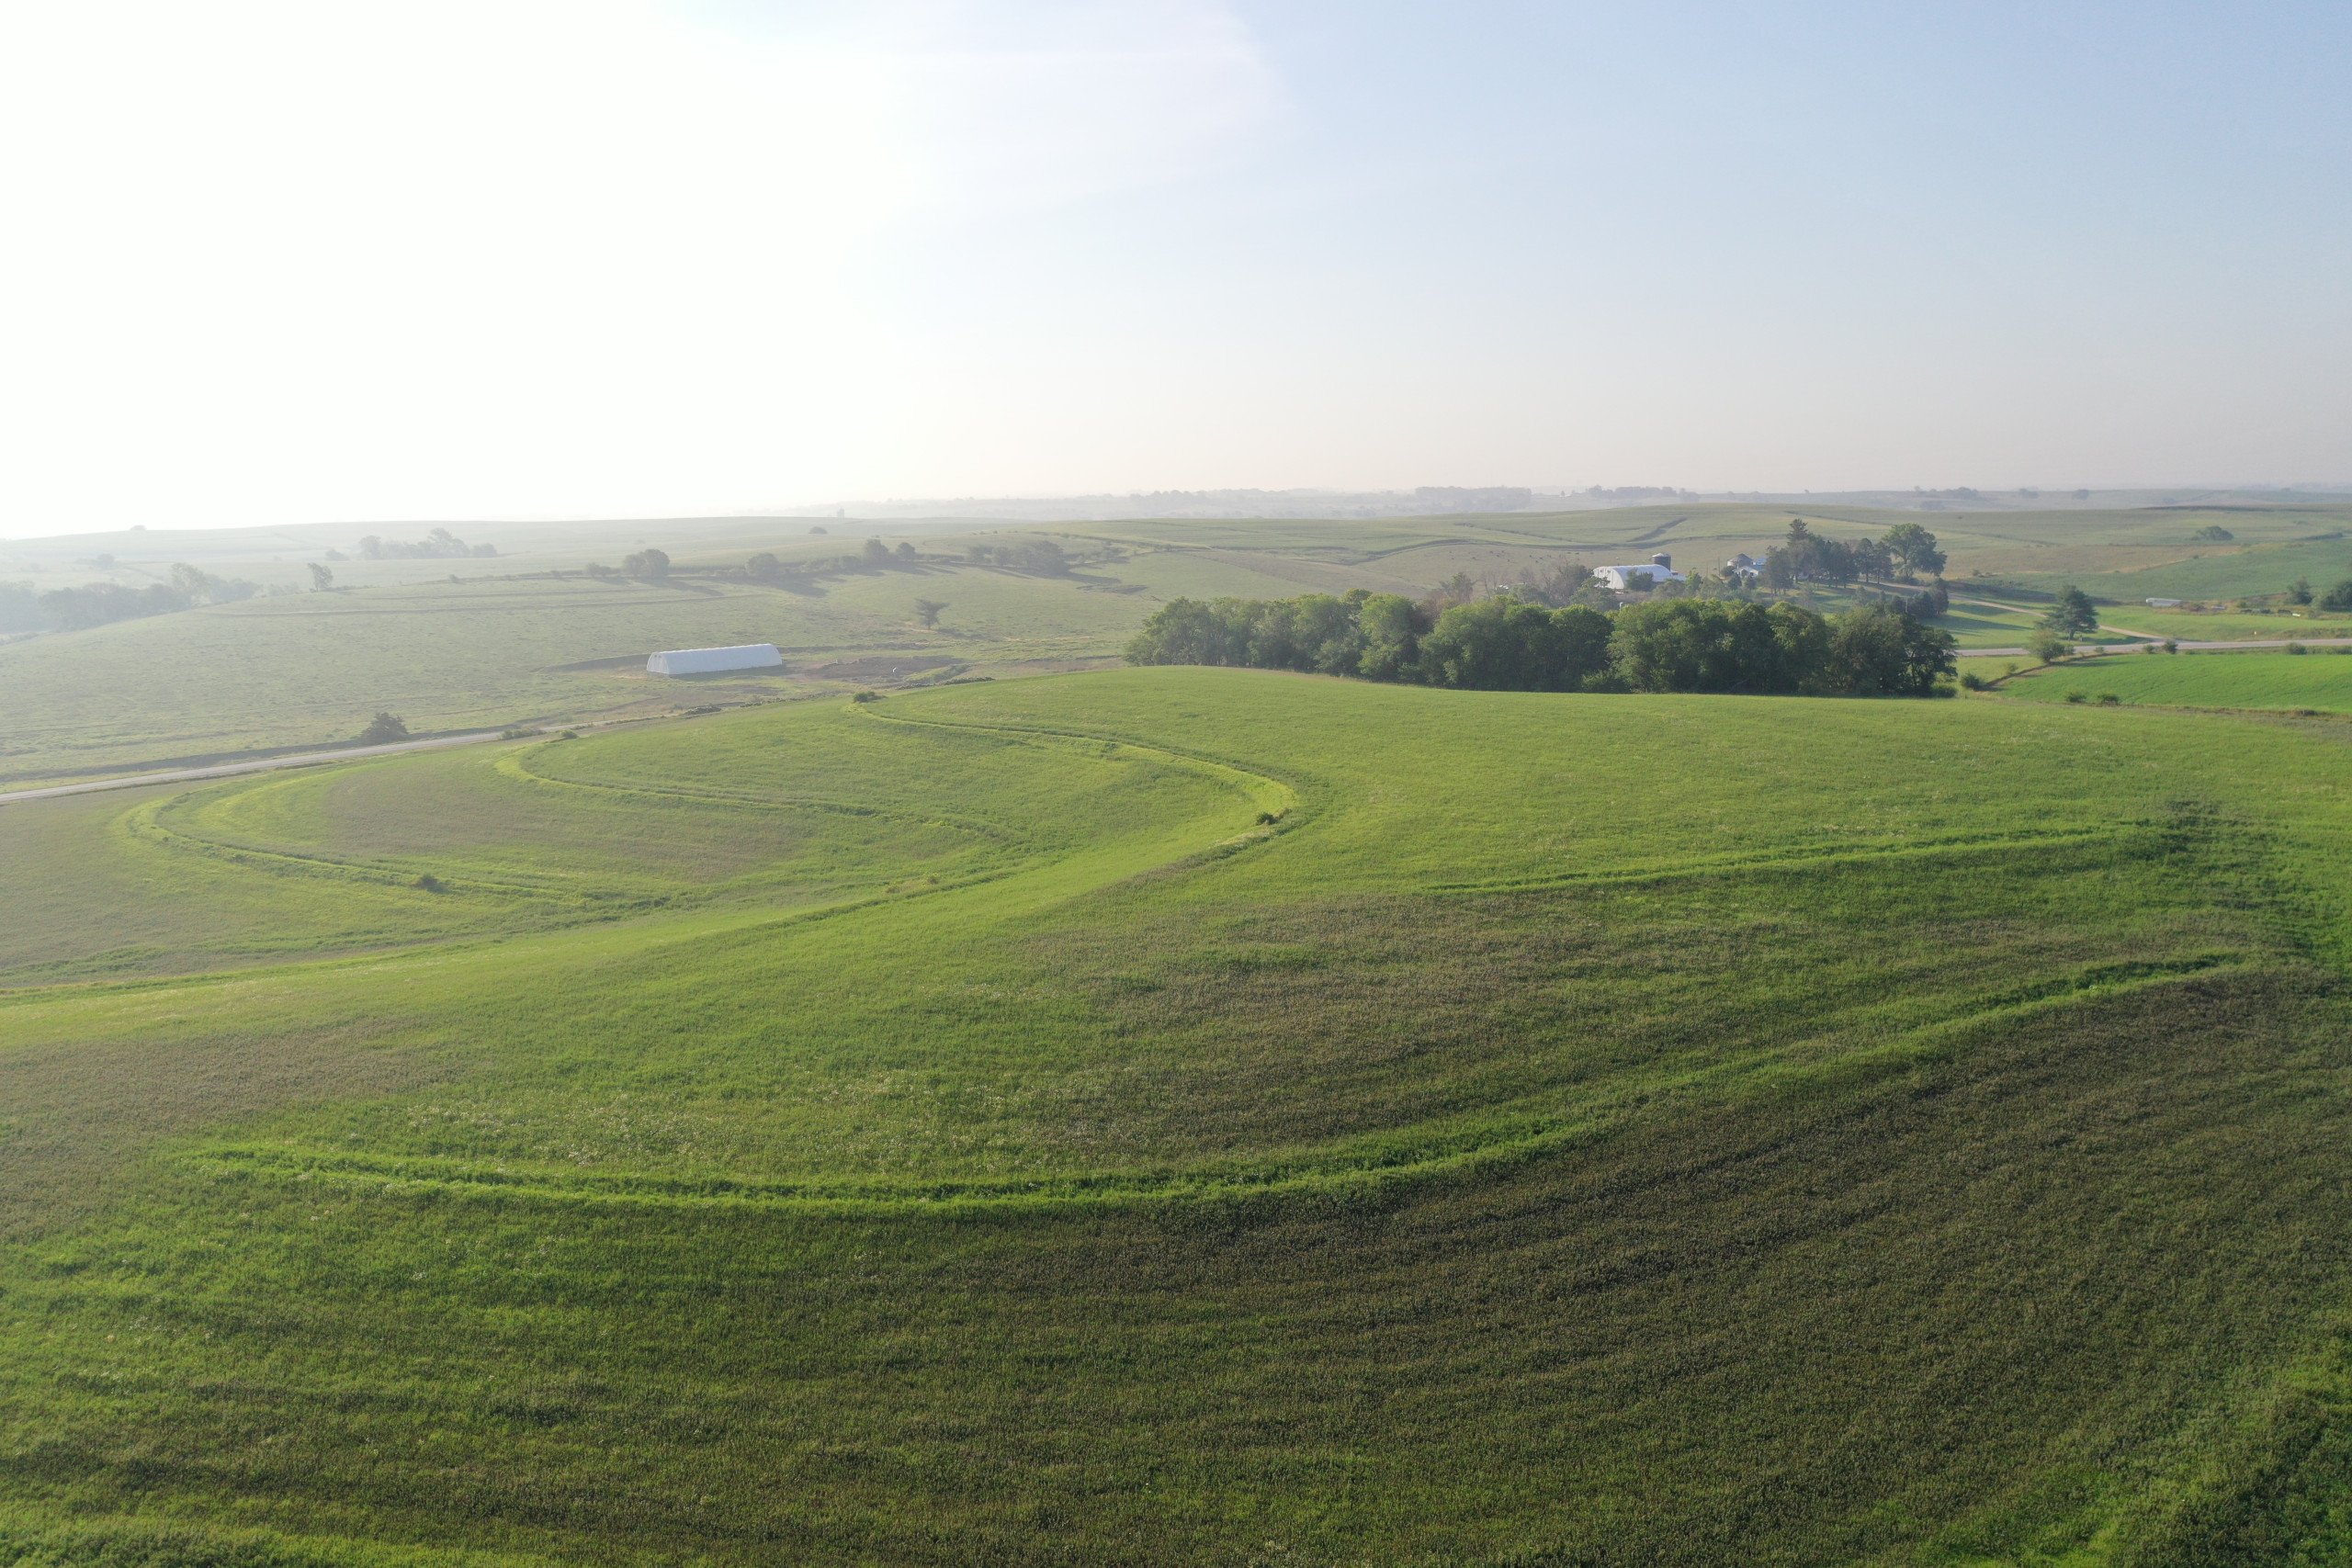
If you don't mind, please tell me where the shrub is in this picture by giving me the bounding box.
[2286,641,2309,655]
[2096,693,2121,705]
[2026,629,2071,665]
[2064,691,2087,704]
[2164,640,2179,654]
[356,711,410,745]
[413,874,446,893]
[851,691,881,704]
[1959,671,1985,691]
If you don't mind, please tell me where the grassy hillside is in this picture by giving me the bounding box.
[6,670,2352,1563]
[2003,649,2352,714]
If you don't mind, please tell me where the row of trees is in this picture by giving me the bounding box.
[599,537,1079,586]
[2283,577,2352,612]
[964,538,1070,574]
[1,562,265,633]
[357,528,497,560]
[1125,589,1957,697]
[1758,520,1947,587]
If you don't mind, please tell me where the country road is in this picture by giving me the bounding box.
[0,728,520,807]
[1967,636,2352,659]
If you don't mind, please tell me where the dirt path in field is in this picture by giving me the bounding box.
[0,728,518,807]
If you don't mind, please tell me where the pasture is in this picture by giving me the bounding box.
[6,668,2352,1563]
[2003,648,2352,714]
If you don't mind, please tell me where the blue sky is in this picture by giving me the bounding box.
[1,1,2346,534]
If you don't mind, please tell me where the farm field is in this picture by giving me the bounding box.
[2001,649,2352,714]
[2088,606,2352,643]
[7,668,2352,1563]
[11,502,2352,787]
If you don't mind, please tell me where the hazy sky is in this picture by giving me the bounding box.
[3,1,2347,536]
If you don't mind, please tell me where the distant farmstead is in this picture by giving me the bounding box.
[646,644,784,676]
[1595,553,1687,593]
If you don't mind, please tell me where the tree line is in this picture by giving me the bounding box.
[0,562,265,634]
[1754,519,1945,588]
[357,527,498,560]
[1126,589,1957,697]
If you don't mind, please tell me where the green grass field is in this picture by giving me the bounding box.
[2003,649,2352,713]
[8,667,2352,1563]
[2088,605,2352,642]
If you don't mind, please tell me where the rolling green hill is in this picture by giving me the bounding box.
[7,669,2352,1563]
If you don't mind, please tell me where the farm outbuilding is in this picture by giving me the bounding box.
[646,643,784,676]
[1596,554,1687,592]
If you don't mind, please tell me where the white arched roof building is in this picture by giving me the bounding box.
[646,643,784,676]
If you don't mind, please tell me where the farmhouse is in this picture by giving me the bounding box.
[2144,598,2183,608]
[1595,553,1686,593]
[646,643,785,676]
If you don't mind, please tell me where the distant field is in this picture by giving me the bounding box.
[2003,649,2352,713]
[2088,604,2352,641]
[8,670,2352,1562]
[10,501,2352,786]
[0,567,1144,784]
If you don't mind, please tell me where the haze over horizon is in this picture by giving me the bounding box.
[3,1,2347,540]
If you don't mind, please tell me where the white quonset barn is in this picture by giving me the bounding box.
[645,643,784,676]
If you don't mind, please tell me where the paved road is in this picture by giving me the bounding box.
[0,728,520,807]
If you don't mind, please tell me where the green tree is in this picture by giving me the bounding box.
[1815,603,1956,695]
[1422,597,1610,691]
[622,548,670,580]
[746,552,782,581]
[2041,586,2098,636]
[307,562,334,592]
[2289,577,2314,605]
[862,538,890,564]
[2027,627,2071,664]
[1355,594,1425,682]
[356,711,409,746]
[1881,523,1947,578]
[2321,580,2352,613]
[912,598,947,628]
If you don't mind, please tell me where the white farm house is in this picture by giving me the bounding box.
[645,644,784,676]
